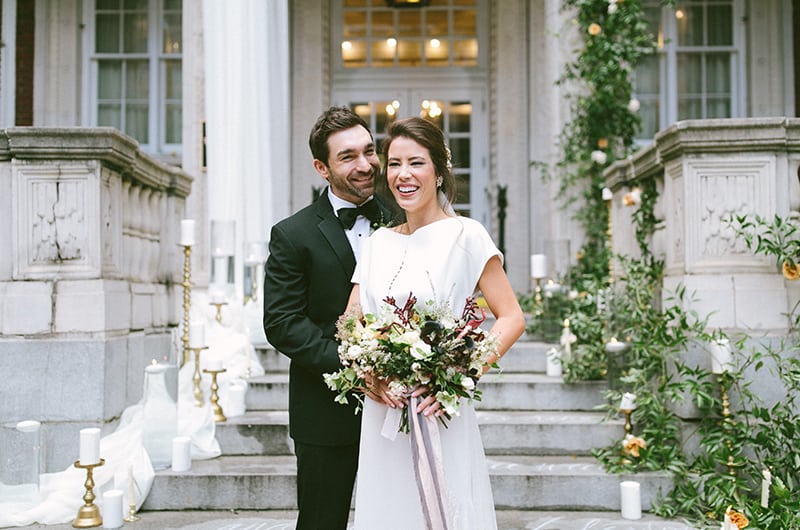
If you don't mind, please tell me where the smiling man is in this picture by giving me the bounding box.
[263,106,393,530]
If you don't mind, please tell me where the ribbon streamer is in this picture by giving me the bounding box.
[407,395,450,530]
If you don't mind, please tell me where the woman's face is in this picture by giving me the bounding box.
[385,136,439,216]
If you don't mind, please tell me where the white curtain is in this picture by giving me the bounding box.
[202,0,289,296]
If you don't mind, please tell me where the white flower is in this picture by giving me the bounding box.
[591,150,608,165]
[602,187,613,201]
[623,187,642,207]
[568,289,579,300]
[608,2,618,14]
[436,392,460,416]
[461,377,475,391]
[396,329,421,346]
[628,98,641,112]
[410,341,433,360]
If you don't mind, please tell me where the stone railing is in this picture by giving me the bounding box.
[0,127,193,470]
[604,117,800,420]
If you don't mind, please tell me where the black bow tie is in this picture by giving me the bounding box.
[337,200,381,229]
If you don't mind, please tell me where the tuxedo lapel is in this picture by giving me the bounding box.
[315,193,357,274]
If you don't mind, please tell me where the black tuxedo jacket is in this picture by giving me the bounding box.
[263,190,392,446]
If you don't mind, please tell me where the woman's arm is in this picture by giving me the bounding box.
[477,255,526,372]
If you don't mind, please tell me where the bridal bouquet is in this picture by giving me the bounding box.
[323,293,499,432]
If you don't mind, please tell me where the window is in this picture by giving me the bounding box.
[633,0,742,142]
[89,0,182,156]
[338,0,479,68]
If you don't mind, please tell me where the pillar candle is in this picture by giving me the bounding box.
[530,254,547,279]
[620,481,642,520]
[79,427,101,465]
[761,468,771,507]
[620,392,637,411]
[171,436,192,472]
[546,348,562,377]
[189,323,205,349]
[227,383,247,417]
[102,489,124,529]
[180,219,195,246]
[710,338,732,374]
[206,358,223,372]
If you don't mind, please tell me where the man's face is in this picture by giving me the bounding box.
[314,125,380,204]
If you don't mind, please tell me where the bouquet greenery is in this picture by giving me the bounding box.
[324,293,499,432]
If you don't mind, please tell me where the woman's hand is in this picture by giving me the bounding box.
[362,375,404,409]
[411,386,444,417]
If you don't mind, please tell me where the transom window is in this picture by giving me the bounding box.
[633,0,741,142]
[89,0,182,156]
[340,0,478,68]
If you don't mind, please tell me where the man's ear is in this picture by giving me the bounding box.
[313,159,329,180]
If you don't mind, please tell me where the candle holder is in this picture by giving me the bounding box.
[203,367,228,422]
[180,245,193,367]
[72,458,105,528]
[620,408,633,436]
[606,194,614,283]
[209,301,227,323]
[190,346,208,407]
[533,278,543,304]
[719,375,743,476]
[123,502,140,523]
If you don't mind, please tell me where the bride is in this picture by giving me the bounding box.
[345,117,526,529]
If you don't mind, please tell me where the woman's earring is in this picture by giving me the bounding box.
[436,175,443,188]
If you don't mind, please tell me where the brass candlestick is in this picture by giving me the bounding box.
[181,245,193,367]
[620,408,633,436]
[533,277,543,304]
[190,346,208,406]
[719,376,741,476]
[203,367,228,422]
[210,301,227,323]
[72,459,105,528]
[123,502,140,523]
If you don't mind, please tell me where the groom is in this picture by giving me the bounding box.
[263,106,393,530]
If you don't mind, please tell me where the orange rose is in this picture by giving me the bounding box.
[597,138,609,149]
[621,434,647,458]
[588,23,602,35]
[726,507,749,529]
[782,261,800,280]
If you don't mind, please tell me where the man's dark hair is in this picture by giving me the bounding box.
[308,106,372,166]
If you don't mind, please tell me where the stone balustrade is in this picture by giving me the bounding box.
[604,117,800,421]
[0,127,193,470]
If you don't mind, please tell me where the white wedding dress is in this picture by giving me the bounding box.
[351,216,499,530]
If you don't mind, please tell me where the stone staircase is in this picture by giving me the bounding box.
[143,338,676,515]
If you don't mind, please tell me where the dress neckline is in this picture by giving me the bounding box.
[387,216,458,237]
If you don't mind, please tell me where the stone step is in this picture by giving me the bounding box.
[215,409,623,457]
[255,339,556,374]
[244,372,607,411]
[142,454,673,512]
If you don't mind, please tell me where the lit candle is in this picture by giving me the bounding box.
[189,323,205,349]
[210,290,225,304]
[602,187,613,201]
[710,338,732,374]
[206,358,223,372]
[620,481,642,519]
[530,254,547,279]
[761,468,771,507]
[620,392,637,411]
[605,337,627,353]
[180,219,195,246]
[227,383,247,417]
[723,513,733,530]
[127,463,136,506]
[546,347,562,377]
[101,489,124,529]
[171,436,192,472]
[79,427,101,465]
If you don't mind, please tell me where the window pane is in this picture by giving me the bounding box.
[124,0,146,9]
[678,97,702,120]
[344,10,367,37]
[371,10,394,38]
[449,102,471,132]
[707,4,732,45]
[163,13,182,53]
[123,13,148,53]
[98,61,122,98]
[165,60,182,99]
[343,40,367,67]
[126,104,149,142]
[164,0,181,10]
[449,137,470,169]
[452,39,477,65]
[371,40,395,67]
[638,99,660,139]
[96,14,120,52]
[165,103,182,143]
[677,54,702,94]
[706,53,730,93]
[397,11,420,37]
[634,54,659,93]
[126,60,149,98]
[455,172,471,206]
[426,10,448,36]
[397,40,423,66]
[453,9,476,36]
[98,103,122,129]
[707,98,730,118]
[426,39,449,66]
[96,0,120,10]
[677,5,704,46]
